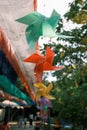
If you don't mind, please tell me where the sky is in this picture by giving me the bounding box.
[37,0,74,81]
[37,0,76,37]
[37,0,74,17]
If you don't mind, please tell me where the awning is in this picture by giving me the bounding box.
[0,0,37,100]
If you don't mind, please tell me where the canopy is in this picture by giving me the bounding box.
[0,89,28,107]
[0,75,35,105]
[0,50,17,84]
[0,0,37,100]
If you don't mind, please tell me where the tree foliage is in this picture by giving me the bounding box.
[45,0,87,128]
[65,0,87,24]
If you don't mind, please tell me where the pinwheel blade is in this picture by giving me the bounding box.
[46,46,54,64]
[24,54,43,63]
[48,9,61,30]
[16,11,43,25]
[45,95,55,100]
[41,21,57,37]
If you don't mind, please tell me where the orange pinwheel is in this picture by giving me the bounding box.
[24,46,65,82]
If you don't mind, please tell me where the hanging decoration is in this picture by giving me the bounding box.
[24,46,64,82]
[33,82,55,101]
[16,9,60,49]
[0,75,35,106]
[16,10,73,49]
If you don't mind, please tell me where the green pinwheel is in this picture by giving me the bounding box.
[16,10,73,49]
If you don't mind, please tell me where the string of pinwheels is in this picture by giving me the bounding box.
[16,1,74,103]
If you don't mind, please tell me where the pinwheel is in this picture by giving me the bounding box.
[0,75,35,106]
[16,10,73,49]
[16,10,60,49]
[24,46,65,82]
[33,82,55,101]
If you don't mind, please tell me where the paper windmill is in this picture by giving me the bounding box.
[16,10,73,49]
[33,82,55,101]
[16,10,60,49]
[24,46,65,82]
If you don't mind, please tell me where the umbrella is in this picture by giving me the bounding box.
[16,10,73,49]
[34,82,55,101]
[24,46,65,82]
[2,100,20,108]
